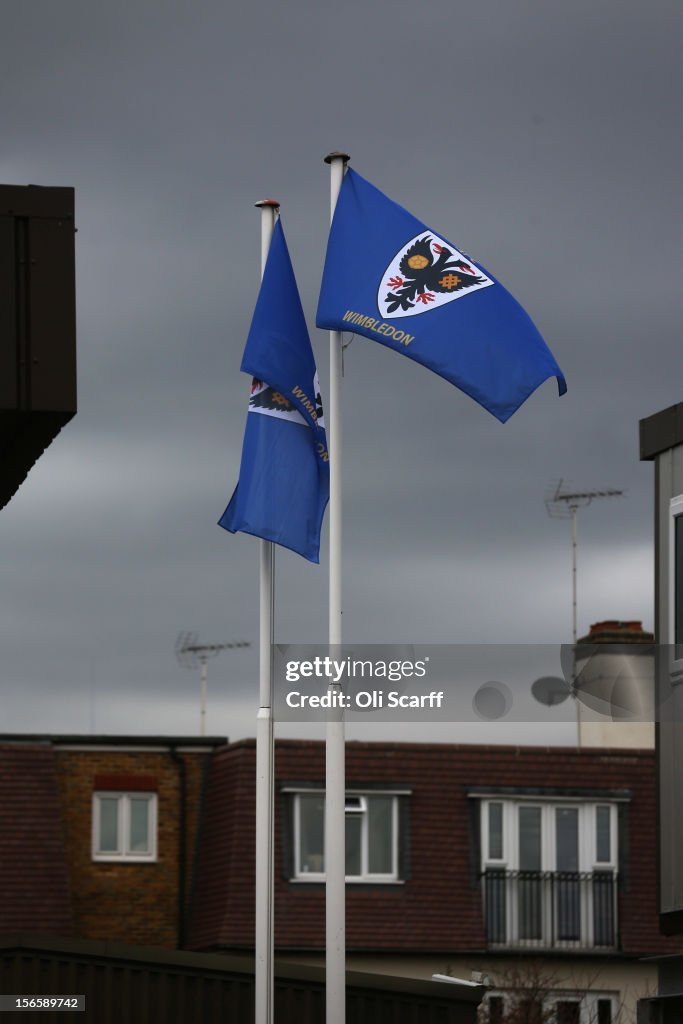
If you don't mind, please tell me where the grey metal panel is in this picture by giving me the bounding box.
[656,451,675,916]
[655,449,672,642]
[654,441,683,920]
[641,403,683,461]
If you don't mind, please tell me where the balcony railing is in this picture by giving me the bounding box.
[482,869,618,951]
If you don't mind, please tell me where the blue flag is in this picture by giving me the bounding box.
[219,219,329,563]
[316,168,566,423]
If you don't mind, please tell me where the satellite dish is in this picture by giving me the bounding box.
[531,676,571,707]
[472,682,512,720]
[572,647,655,720]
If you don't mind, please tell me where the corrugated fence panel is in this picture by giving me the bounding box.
[0,940,483,1024]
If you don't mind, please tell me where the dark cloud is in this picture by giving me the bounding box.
[1,0,680,740]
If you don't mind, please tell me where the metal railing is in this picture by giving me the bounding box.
[482,869,618,951]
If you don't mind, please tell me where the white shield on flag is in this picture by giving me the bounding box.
[378,232,494,320]
[248,380,305,424]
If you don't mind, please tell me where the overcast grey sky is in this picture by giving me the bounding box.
[1,0,680,743]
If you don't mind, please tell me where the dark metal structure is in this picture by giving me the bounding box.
[639,401,683,934]
[638,402,683,1020]
[0,936,485,1024]
[0,184,76,511]
[483,869,617,951]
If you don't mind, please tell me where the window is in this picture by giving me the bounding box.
[92,792,157,861]
[480,799,618,949]
[670,495,683,660]
[487,995,505,1024]
[292,791,399,882]
[554,996,614,1024]
[483,991,615,1024]
[556,1001,581,1024]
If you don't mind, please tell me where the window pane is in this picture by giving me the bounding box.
[129,798,150,853]
[676,514,683,645]
[488,996,504,1024]
[556,874,581,940]
[488,802,503,860]
[299,795,324,873]
[345,813,362,876]
[597,999,612,1024]
[596,806,611,862]
[518,874,543,940]
[556,1002,580,1024]
[368,797,393,874]
[556,808,578,872]
[519,1000,543,1024]
[99,798,119,852]
[484,870,507,943]
[593,870,616,946]
[519,807,541,870]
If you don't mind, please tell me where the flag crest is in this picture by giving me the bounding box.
[316,168,566,423]
[379,232,494,319]
[219,219,329,563]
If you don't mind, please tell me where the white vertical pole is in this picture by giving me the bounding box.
[571,503,580,747]
[199,657,208,737]
[324,150,349,1024]
[571,504,578,646]
[254,198,279,1024]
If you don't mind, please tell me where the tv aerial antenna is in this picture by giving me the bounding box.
[175,631,250,735]
[545,479,625,644]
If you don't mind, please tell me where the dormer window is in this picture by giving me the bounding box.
[480,798,618,950]
[92,792,157,862]
[291,790,401,882]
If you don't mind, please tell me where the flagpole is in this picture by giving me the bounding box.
[324,150,350,1024]
[254,197,279,1024]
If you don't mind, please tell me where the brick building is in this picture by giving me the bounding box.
[187,739,676,1022]
[0,734,675,1022]
[0,734,223,948]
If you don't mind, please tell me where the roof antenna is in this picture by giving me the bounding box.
[175,631,250,735]
[545,479,625,644]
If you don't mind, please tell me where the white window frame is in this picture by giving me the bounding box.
[550,992,617,1024]
[291,790,400,883]
[480,797,618,948]
[92,791,158,862]
[669,494,683,673]
[481,799,617,873]
[485,989,617,1024]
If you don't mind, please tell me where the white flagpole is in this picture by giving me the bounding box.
[324,150,349,1024]
[254,197,279,1024]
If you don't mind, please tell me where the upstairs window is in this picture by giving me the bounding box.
[292,791,399,882]
[482,800,617,873]
[480,799,618,950]
[92,792,157,862]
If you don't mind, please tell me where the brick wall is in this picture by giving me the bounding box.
[189,740,680,957]
[0,744,73,936]
[53,747,211,948]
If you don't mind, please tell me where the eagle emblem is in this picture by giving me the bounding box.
[248,377,324,429]
[378,233,494,319]
[249,380,304,424]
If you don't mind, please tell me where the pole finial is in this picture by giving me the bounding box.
[324,151,350,165]
[254,198,280,209]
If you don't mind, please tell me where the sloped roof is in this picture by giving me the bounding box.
[188,739,676,957]
[0,743,73,935]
